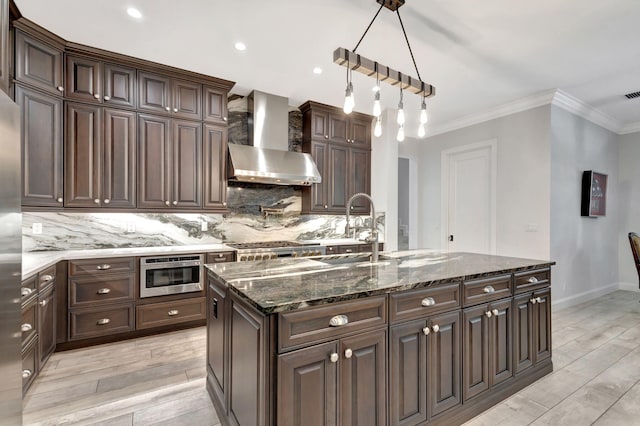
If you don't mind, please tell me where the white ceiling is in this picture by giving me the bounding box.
[14,0,640,137]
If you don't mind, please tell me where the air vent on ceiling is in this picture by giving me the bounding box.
[624,91,640,99]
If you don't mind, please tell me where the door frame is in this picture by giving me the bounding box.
[441,139,497,254]
[398,154,419,249]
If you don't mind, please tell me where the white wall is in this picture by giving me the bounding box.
[406,106,551,259]
[617,131,640,291]
[550,105,620,308]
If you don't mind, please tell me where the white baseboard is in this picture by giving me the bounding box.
[618,281,640,292]
[552,284,619,311]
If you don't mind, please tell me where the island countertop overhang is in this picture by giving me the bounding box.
[204,249,555,315]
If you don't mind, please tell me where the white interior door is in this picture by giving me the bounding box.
[442,141,496,254]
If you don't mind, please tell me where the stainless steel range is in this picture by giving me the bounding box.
[226,241,326,262]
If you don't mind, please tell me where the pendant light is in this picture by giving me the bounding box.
[418,96,427,138]
[372,70,381,118]
[374,116,382,137]
[396,88,405,126]
[397,125,405,142]
[343,62,354,114]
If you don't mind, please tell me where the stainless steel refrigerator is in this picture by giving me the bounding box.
[0,88,22,425]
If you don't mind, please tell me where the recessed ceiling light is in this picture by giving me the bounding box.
[313,67,323,75]
[126,7,142,19]
[234,42,247,51]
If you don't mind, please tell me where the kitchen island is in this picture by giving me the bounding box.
[205,250,555,426]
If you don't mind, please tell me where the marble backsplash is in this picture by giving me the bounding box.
[23,187,385,252]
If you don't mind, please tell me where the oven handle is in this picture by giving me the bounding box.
[141,261,202,270]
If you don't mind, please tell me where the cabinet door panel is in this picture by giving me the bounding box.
[328,113,347,143]
[64,102,102,207]
[430,310,461,416]
[312,110,329,140]
[489,298,513,386]
[340,329,386,426]
[534,288,551,364]
[172,120,202,208]
[65,56,102,103]
[203,124,227,209]
[103,108,136,208]
[310,141,328,211]
[390,319,428,426]
[15,31,63,95]
[104,63,136,108]
[138,71,170,115]
[0,0,8,94]
[350,117,371,146]
[349,148,371,214]
[277,341,338,426]
[203,85,227,123]
[463,305,488,401]
[328,145,348,211]
[17,85,63,206]
[207,278,228,410]
[514,293,534,373]
[138,114,171,208]
[38,284,55,368]
[172,79,202,120]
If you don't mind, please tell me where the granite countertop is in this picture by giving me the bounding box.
[205,250,555,315]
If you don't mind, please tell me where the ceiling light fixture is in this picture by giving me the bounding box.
[333,0,435,140]
[234,42,247,51]
[126,7,142,19]
[313,67,323,75]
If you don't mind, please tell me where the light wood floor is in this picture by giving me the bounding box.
[23,290,640,426]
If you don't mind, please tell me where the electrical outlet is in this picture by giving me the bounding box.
[32,223,43,235]
[126,223,136,233]
[201,221,208,232]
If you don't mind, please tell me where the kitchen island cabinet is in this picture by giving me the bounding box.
[205,250,555,426]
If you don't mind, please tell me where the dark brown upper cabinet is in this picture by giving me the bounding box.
[16,84,64,207]
[64,102,136,208]
[203,85,228,124]
[349,148,371,214]
[66,56,136,108]
[0,0,9,95]
[14,30,64,96]
[172,119,202,208]
[138,71,202,120]
[203,124,228,210]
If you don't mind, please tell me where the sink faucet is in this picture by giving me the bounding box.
[345,193,379,262]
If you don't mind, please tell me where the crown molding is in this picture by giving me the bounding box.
[619,122,640,135]
[550,90,620,133]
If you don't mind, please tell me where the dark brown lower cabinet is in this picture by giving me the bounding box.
[207,277,229,414]
[514,288,551,374]
[37,283,56,369]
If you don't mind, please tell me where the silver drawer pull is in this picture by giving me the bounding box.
[345,249,353,253]
[168,310,179,316]
[39,300,47,307]
[96,264,111,270]
[528,276,539,283]
[97,288,111,295]
[97,318,111,325]
[21,287,34,296]
[22,369,32,379]
[21,323,33,332]
[41,274,53,282]
[483,285,496,293]
[421,297,436,307]
[329,315,349,327]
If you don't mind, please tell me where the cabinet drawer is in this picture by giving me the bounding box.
[278,295,387,352]
[337,244,360,254]
[69,304,134,340]
[514,268,550,294]
[21,275,37,304]
[69,257,135,276]
[463,274,512,306]
[21,298,38,347]
[38,265,57,290]
[69,274,135,308]
[390,282,461,323]
[206,251,236,264]
[136,297,206,330]
[22,336,38,395]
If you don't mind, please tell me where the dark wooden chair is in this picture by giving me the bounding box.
[628,232,640,291]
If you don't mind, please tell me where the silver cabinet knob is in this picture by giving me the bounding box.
[97,318,111,325]
[432,324,440,333]
[173,107,178,112]
[324,135,329,139]
[22,369,32,379]
[421,297,436,307]
[223,202,227,206]
[104,96,111,101]
[21,287,33,296]
[344,348,353,359]
[41,274,53,282]
[422,326,430,335]
[486,311,492,318]
[165,106,170,111]
[530,298,537,304]
[21,323,33,332]
[329,315,349,327]
[483,285,496,293]
[330,353,339,363]
[104,199,110,204]
[223,117,228,121]
[93,93,100,99]
[324,205,328,209]
[57,197,63,203]
[528,276,539,283]
[96,264,111,270]
[94,198,100,204]
[165,201,170,206]
[172,201,178,206]
[57,86,64,92]
[492,309,499,316]
[97,288,111,295]
[168,309,179,316]
[39,300,47,307]
[536,297,543,303]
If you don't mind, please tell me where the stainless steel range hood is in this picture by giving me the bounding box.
[228,90,321,186]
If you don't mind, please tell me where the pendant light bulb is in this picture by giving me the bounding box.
[373,90,381,117]
[396,102,405,125]
[374,117,382,137]
[397,125,405,142]
[343,83,354,114]
[420,99,428,124]
[418,124,426,138]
